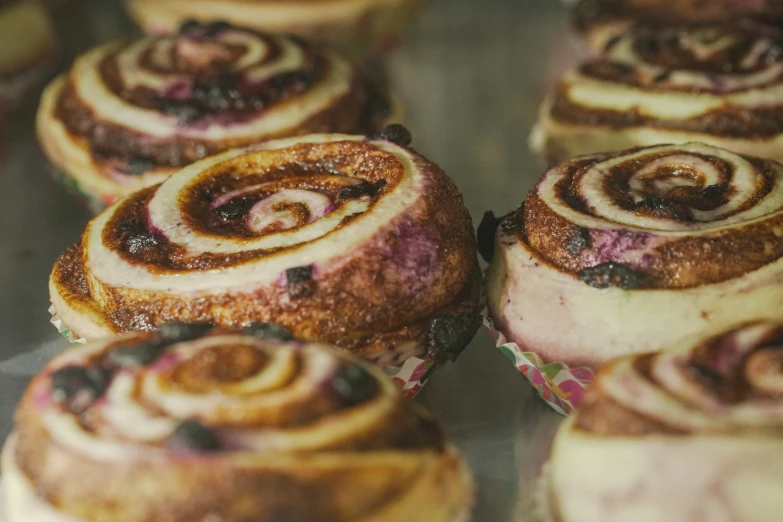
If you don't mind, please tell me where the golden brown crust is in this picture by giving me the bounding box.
[38,22,394,208]
[8,332,471,521]
[550,23,783,139]
[51,135,482,366]
[510,144,783,290]
[574,0,783,34]
[573,321,783,437]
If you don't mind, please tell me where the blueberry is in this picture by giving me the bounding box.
[336,180,387,201]
[577,262,648,290]
[370,124,412,147]
[125,157,156,176]
[105,341,167,368]
[50,366,110,413]
[245,323,294,342]
[702,185,723,202]
[428,315,478,364]
[331,364,378,407]
[286,265,315,299]
[158,323,213,344]
[166,420,220,452]
[178,19,201,35]
[203,21,232,37]
[192,76,240,112]
[565,227,591,256]
[477,211,502,263]
[161,104,202,124]
[635,196,693,221]
[213,198,253,220]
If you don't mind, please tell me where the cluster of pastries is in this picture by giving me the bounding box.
[496,2,783,520]
[16,0,783,520]
[9,4,483,521]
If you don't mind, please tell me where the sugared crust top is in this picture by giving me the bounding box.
[573,321,783,437]
[51,132,481,365]
[499,143,783,290]
[9,329,470,522]
[549,23,783,138]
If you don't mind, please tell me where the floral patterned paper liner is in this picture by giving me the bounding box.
[48,304,433,397]
[483,315,594,416]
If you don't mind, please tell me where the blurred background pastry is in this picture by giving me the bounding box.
[2,327,474,521]
[545,320,783,522]
[486,142,783,368]
[573,0,783,50]
[37,22,396,212]
[126,0,427,58]
[531,23,783,165]
[0,0,55,107]
[50,131,481,369]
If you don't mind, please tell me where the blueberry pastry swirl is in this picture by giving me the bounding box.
[547,321,783,522]
[37,22,394,211]
[49,131,481,368]
[1,328,474,522]
[486,143,783,368]
[532,23,783,164]
[126,0,427,58]
[573,0,783,50]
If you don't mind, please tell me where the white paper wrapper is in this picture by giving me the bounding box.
[49,304,434,397]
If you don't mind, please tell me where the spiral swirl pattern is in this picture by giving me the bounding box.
[486,143,783,367]
[126,0,426,58]
[50,133,481,367]
[573,0,783,50]
[37,22,393,210]
[1,329,473,522]
[547,321,783,522]
[532,23,783,163]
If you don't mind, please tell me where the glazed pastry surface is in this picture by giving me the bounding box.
[1,328,474,522]
[573,0,783,50]
[37,22,393,210]
[532,23,783,164]
[50,132,481,367]
[126,0,427,57]
[487,143,783,367]
[549,321,783,522]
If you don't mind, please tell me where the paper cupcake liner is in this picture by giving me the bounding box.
[483,315,594,416]
[49,304,433,397]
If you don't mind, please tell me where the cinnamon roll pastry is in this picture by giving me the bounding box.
[37,22,395,213]
[573,0,783,50]
[49,131,482,368]
[0,0,55,105]
[1,327,474,522]
[486,142,783,368]
[126,0,426,58]
[546,321,783,522]
[532,23,783,164]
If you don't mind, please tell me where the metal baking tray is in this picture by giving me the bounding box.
[0,0,567,519]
